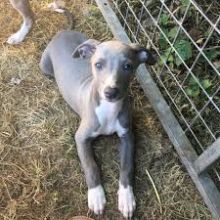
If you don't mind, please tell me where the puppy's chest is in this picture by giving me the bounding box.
[93,100,127,137]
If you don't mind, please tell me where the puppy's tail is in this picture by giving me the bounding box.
[49,1,75,30]
[62,8,75,30]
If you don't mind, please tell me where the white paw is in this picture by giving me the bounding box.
[7,32,26,44]
[48,1,65,13]
[7,20,32,45]
[118,184,136,219]
[88,185,106,215]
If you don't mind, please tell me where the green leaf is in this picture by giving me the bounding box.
[169,61,174,69]
[168,27,178,40]
[189,76,198,86]
[165,48,174,62]
[191,89,200,97]
[159,35,167,49]
[175,56,182,66]
[165,47,172,54]
[159,28,169,49]
[168,54,174,62]
[159,55,167,65]
[202,79,212,89]
[174,39,192,66]
[185,88,193,97]
[186,87,200,97]
[192,88,200,97]
[160,14,169,26]
[186,76,201,97]
[159,48,174,66]
[204,31,210,37]
[181,0,189,7]
[204,50,219,61]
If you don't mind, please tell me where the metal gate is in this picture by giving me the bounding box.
[95,0,220,218]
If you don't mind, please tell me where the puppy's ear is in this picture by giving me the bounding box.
[130,43,156,65]
[72,39,100,59]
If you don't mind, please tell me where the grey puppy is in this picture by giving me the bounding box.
[40,30,155,218]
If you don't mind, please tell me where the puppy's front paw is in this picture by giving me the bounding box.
[118,184,136,219]
[7,32,25,44]
[88,185,106,215]
[47,1,65,13]
[7,21,32,45]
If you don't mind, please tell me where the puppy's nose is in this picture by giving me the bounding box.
[104,87,119,100]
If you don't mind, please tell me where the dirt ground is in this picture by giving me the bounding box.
[0,0,214,219]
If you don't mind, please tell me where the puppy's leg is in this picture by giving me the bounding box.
[8,0,34,44]
[39,49,54,78]
[75,123,106,215]
[118,131,136,219]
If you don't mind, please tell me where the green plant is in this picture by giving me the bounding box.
[158,1,193,68]
[174,39,192,66]
[204,49,220,61]
[185,77,212,98]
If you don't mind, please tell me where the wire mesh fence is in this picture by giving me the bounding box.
[111,0,220,186]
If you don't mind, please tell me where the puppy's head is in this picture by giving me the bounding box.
[72,40,156,102]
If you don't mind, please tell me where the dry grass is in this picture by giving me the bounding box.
[0,0,213,219]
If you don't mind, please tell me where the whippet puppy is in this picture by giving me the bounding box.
[7,0,64,44]
[40,30,156,218]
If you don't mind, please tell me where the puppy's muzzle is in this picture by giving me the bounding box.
[104,87,120,100]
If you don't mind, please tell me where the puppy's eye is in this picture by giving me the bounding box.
[123,63,133,71]
[95,63,102,70]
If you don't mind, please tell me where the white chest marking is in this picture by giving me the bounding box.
[92,99,127,137]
